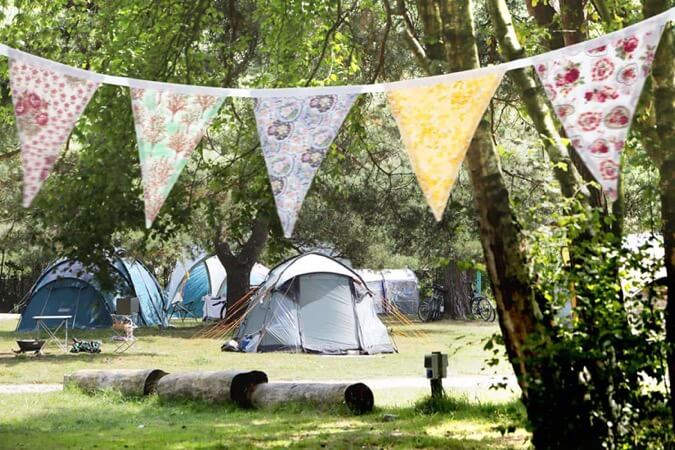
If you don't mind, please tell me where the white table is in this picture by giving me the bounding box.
[33,315,72,353]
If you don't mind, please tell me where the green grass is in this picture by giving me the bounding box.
[0,319,511,388]
[0,389,529,449]
[0,318,527,448]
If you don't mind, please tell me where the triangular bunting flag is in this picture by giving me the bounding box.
[387,73,504,220]
[8,58,100,206]
[536,26,664,200]
[254,94,357,237]
[131,89,225,227]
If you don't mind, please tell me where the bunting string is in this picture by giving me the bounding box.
[0,8,672,98]
[0,8,673,235]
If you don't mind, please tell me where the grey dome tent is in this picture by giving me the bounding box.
[17,255,167,331]
[232,253,396,354]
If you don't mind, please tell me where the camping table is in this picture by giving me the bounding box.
[33,315,72,353]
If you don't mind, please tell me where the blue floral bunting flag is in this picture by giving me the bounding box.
[254,94,357,237]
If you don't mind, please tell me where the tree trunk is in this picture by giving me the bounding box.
[441,263,473,319]
[214,213,269,322]
[643,0,675,425]
[156,370,268,407]
[251,382,374,414]
[408,1,609,447]
[487,0,579,199]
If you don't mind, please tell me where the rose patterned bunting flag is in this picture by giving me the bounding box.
[254,94,357,237]
[8,58,100,206]
[536,26,664,200]
[387,73,504,220]
[131,89,225,227]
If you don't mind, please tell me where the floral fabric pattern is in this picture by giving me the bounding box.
[536,27,663,200]
[386,74,504,220]
[254,94,357,237]
[9,58,100,206]
[131,89,224,227]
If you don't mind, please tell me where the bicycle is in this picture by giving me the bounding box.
[470,294,496,322]
[417,284,446,322]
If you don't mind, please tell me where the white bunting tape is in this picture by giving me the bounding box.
[0,8,673,98]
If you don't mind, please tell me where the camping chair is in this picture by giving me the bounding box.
[167,300,201,322]
[111,314,138,353]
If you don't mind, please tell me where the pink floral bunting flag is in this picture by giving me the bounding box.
[254,94,357,237]
[536,26,664,200]
[131,89,225,227]
[8,58,100,206]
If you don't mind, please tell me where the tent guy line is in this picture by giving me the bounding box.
[0,8,672,98]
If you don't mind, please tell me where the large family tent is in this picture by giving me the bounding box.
[16,256,167,331]
[167,254,269,316]
[355,269,420,314]
[234,253,396,354]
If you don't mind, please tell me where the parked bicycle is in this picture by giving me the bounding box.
[417,284,446,322]
[470,294,496,322]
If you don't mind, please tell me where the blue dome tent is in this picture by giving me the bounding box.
[167,254,268,317]
[16,256,167,331]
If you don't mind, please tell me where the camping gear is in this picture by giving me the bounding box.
[251,382,374,414]
[116,296,140,315]
[156,370,268,407]
[16,255,167,331]
[65,369,168,396]
[233,253,396,354]
[70,339,102,354]
[167,253,269,319]
[33,314,72,352]
[355,268,420,314]
[111,314,137,353]
[13,339,45,355]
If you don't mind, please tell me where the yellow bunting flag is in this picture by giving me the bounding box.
[387,73,504,220]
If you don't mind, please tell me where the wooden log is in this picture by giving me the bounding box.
[156,370,268,407]
[64,369,168,396]
[251,382,374,414]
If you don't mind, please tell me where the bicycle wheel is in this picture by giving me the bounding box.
[470,296,484,318]
[476,297,494,322]
[418,297,434,322]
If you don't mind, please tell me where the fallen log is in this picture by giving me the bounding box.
[64,369,168,396]
[156,370,268,407]
[251,382,374,414]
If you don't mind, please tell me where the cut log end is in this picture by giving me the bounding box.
[143,369,169,395]
[230,370,269,407]
[344,383,374,414]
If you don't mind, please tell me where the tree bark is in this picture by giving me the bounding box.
[156,370,268,407]
[643,0,675,426]
[407,1,609,447]
[441,263,473,319]
[559,0,586,46]
[64,369,168,396]
[251,382,374,414]
[487,0,580,199]
[214,213,269,322]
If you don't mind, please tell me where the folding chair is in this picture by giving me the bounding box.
[111,314,138,353]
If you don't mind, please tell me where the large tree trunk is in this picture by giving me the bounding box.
[214,213,269,322]
[643,0,675,425]
[408,1,609,447]
[441,263,473,319]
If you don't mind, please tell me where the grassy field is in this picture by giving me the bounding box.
[0,318,527,449]
[0,389,529,449]
[0,319,512,386]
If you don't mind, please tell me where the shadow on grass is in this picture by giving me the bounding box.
[0,389,529,450]
[0,351,161,367]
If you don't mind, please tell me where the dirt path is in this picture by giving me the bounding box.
[0,374,516,395]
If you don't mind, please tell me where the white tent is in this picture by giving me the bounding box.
[355,268,420,314]
[167,253,268,317]
[233,253,396,354]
